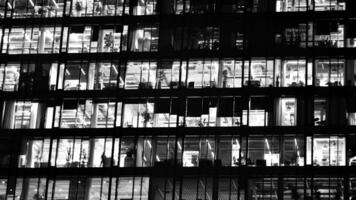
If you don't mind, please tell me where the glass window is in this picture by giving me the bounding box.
[186,98,217,127]
[66,26,126,53]
[217,97,242,127]
[243,59,274,87]
[156,60,181,89]
[348,135,356,166]
[20,139,51,168]
[247,136,280,167]
[59,100,93,128]
[92,138,119,167]
[185,26,220,50]
[116,177,149,200]
[97,27,124,53]
[243,96,270,127]
[276,0,308,12]
[2,26,61,54]
[314,21,344,48]
[60,61,121,91]
[186,59,218,89]
[4,101,42,129]
[179,177,213,200]
[67,26,92,53]
[219,59,243,88]
[346,21,356,48]
[277,97,297,126]
[307,136,346,166]
[55,138,90,167]
[154,136,176,167]
[276,0,345,12]
[183,136,215,167]
[312,177,344,199]
[314,98,328,126]
[282,136,305,166]
[0,2,5,18]
[130,25,159,52]
[124,61,157,89]
[0,178,6,199]
[9,0,64,18]
[0,63,20,91]
[132,0,156,15]
[0,138,12,168]
[63,62,89,90]
[71,0,123,17]
[275,22,308,48]
[56,100,121,128]
[218,177,245,200]
[123,99,154,128]
[315,58,344,86]
[248,178,278,199]
[278,59,306,87]
[94,62,121,90]
[184,0,216,14]
[153,98,180,127]
[119,137,136,167]
[88,177,110,200]
[52,179,70,200]
[218,136,245,167]
[314,0,346,11]
[283,177,305,199]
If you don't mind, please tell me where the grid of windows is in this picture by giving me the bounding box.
[1,0,356,199]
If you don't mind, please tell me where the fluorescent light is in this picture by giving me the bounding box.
[235,139,240,149]
[294,138,299,149]
[50,0,59,8]
[146,140,152,149]
[29,0,35,7]
[265,138,270,150]
[7,2,12,9]
[156,155,160,161]
[207,140,212,150]
[111,65,118,74]
[80,68,86,76]
[177,141,182,150]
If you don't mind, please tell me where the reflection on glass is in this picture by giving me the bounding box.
[248,178,278,199]
[247,136,280,167]
[307,136,345,166]
[314,98,327,126]
[315,59,344,86]
[0,64,20,91]
[186,98,217,127]
[278,97,297,126]
[217,97,241,127]
[276,0,345,12]
[183,137,215,167]
[243,97,270,127]
[187,59,218,88]
[124,61,157,89]
[2,27,61,54]
[131,26,159,52]
[244,60,274,87]
[280,59,306,87]
[220,60,243,88]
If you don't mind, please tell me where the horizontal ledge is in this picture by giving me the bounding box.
[0,126,354,137]
[1,87,356,100]
[1,166,355,177]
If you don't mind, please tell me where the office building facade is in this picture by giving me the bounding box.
[1,0,356,199]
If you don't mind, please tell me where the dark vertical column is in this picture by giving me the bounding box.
[158,24,172,53]
[158,0,172,15]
